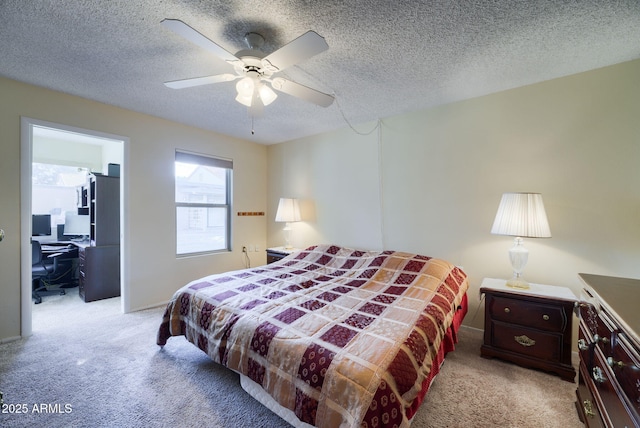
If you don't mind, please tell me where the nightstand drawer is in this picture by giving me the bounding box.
[491,321,561,361]
[266,247,299,264]
[489,295,566,332]
[266,252,285,264]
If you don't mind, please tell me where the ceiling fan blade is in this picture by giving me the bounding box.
[262,31,328,72]
[161,19,239,63]
[164,74,237,89]
[271,78,334,107]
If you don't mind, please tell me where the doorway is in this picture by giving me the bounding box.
[20,118,129,336]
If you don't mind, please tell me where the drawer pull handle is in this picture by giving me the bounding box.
[504,307,510,313]
[542,314,549,321]
[514,335,536,347]
[592,366,606,384]
[578,339,589,351]
[607,357,624,368]
[582,400,595,418]
[593,334,609,344]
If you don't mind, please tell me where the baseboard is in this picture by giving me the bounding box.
[128,300,170,312]
[0,335,21,344]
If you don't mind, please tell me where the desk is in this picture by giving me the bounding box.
[75,243,120,302]
[37,240,120,302]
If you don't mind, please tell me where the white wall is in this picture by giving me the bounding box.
[102,141,123,174]
[0,76,267,341]
[33,136,103,172]
[267,59,640,329]
[267,129,383,250]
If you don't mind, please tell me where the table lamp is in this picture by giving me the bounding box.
[275,198,301,249]
[491,192,551,289]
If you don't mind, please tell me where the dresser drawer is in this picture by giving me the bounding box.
[590,347,637,428]
[578,312,616,365]
[610,333,640,421]
[490,321,562,361]
[578,302,640,423]
[576,364,605,427]
[577,274,640,428]
[594,312,616,356]
[579,291,600,335]
[578,325,594,371]
[489,295,566,332]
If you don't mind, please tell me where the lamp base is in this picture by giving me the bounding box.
[506,237,530,289]
[282,223,292,250]
[506,277,530,289]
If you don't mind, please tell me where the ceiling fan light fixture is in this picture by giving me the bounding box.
[235,92,253,107]
[236,76,255,97]
[259,83,277,106]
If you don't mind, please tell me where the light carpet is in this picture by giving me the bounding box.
[0,288,583,427]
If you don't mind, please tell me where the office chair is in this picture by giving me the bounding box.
[31,240,74,304]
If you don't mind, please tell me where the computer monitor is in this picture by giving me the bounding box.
[63,213,90,238]
[32,214,52,236]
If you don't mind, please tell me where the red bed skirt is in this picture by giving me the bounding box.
[406,292,468,420]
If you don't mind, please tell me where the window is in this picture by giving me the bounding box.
[32,163,89,230]
[175,151,232,255]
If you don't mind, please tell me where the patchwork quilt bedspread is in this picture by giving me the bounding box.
[158,244,468,427]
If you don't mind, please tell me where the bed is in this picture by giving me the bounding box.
[157,244,469,427]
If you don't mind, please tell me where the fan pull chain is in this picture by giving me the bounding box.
[251,115,255,135]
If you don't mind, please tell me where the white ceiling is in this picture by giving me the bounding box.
[1,1,639,145]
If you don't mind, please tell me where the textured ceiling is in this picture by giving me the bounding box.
[1,1,639,144]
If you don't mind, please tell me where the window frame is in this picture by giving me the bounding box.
[175,150,233,256]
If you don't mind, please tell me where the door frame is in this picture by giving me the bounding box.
[20,117,130,336]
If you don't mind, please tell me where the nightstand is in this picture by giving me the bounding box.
[480,277,577,382]
[266,247,298,264]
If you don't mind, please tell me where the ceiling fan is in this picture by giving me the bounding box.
[161,19,334,117]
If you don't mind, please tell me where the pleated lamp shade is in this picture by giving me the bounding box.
[275,198,301,223]
[491,193,551,238]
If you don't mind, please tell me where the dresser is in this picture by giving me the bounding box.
[480,278,577,382]
[575,274,640,427]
